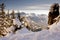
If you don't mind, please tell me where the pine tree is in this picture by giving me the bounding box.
[11,10,15,19]
[0,3,13,37]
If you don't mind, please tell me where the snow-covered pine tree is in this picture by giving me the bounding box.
[0,3,13,37]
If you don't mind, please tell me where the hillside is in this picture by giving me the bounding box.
[0,16,60,40]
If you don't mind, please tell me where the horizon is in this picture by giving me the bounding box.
[0,0,60,15]
[5,10,49,15]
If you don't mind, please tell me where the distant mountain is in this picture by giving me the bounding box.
[27,14,48,29]
[7,12,48,31]
[14,12,48,30]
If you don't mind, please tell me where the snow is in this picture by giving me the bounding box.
[16,28,32,34]
[49,19,60,33]
[13,18,21,27]
[1,17,60,40]
[1,27,60,40]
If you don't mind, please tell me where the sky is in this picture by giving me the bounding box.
[0,0,60,15]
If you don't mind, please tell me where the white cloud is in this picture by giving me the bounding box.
[19,10,49,15]
[20,4,51,10]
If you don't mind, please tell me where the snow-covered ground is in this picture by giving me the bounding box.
[0,14,60,40]
[0,19,60,40]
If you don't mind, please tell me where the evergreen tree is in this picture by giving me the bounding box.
[0,3,13,37]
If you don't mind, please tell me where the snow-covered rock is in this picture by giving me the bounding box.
[49,15,60,33]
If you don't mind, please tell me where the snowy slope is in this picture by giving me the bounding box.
[0,19,60,40]
[1,29,60,40]
[10,19,60,40]
[0,15,60,40]
[49,19,60,32]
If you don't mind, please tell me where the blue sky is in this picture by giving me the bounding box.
[0,0,60,14]
[0,0,60,10]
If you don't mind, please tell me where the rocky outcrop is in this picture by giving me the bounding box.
[48,3,59,25]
